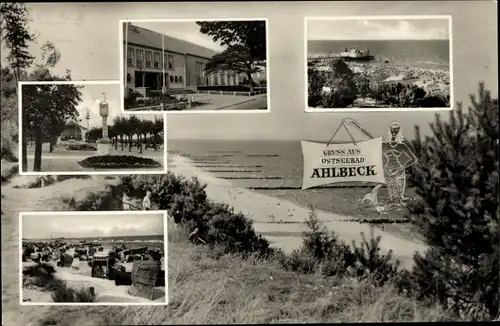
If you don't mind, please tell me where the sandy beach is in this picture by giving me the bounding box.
[168,154,427,270]
[21,247,167,304]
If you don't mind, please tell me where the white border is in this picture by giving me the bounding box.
[118,18,271,114]
[18,80,167,176]
[304,15,453,113]
[19,210,169,306]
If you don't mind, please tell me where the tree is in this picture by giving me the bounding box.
[307,68,326,107]
[112,116,125,151]
[320,59,358,108]
[22,77,83,171]
[407,83,499,320]
[138,119,153,154]
[196,21,266,92]
[1,3,36,167]
[152,118,164,151]
[125,115,140,152]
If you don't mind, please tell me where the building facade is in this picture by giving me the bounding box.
[123,23,266,93]
[59,122,87,142]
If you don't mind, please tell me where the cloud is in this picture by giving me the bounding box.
[23,214,164,239]
[308,18,449,40]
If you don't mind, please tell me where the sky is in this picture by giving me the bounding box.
[22,213,164,239]
[307,18,450,40]
[132,21,226,52]
[1,1,497,141]
[48,83,157,129]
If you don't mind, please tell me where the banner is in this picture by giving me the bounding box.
[301,137,386,190]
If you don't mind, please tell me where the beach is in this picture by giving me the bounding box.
[310,59,451,97]
[21,239,166,303]
[167,154,427,270]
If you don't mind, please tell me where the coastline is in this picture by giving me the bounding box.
[168,154,428,269]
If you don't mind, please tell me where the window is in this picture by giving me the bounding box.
[168,55,174,69]
[154,53,160,69]
[174,76,179,83]
[179,75,184,83]
[127,47,135,66]
[136,49,144,67]
[221,72,226,86]
[196,62,204,85]
[170,75,174,83]
[145,51,152,68]
[163,54,168,69]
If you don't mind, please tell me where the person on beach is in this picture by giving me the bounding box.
[143,190,152,210]
[122,188,132,210]
[382,121,417,207]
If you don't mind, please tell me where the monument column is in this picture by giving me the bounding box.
[97,92,111,155]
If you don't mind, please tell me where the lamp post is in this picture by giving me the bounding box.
[97,92,111,155]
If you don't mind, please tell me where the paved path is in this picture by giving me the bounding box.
[186,94,267,111]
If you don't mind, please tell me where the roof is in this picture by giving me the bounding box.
[124,23,218,60]
[65,122,88,130]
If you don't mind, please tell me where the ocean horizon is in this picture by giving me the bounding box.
[308,39,450,70]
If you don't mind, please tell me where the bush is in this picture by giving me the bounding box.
[22,263,57,288]
[79,155,161,169]
[278,211,399,285]
[407,83,499,320]
[66,143,97,151]
[1,119,18,161]
[51,280,97,302]
[120,173,273,257]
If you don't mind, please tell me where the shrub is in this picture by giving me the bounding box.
[79,155,161,169]
[279,211,399,285]
[22,263,56,288]
[203,202,273,256]
[407,83,499,320]
[350,233,400,286]
[121,173,273,257]
[1,119,18,161]
[66,143,97,151]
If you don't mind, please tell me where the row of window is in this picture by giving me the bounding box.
[127,47,174,69]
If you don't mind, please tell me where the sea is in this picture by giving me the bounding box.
[167,139,386,214]
[29,235,164,252]
[308,40,450,70]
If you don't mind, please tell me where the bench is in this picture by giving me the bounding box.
[191,94,211,104]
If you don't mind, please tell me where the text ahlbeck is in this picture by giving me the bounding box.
[310,166,377,178]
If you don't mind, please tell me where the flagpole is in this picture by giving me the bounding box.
[162,34,166,95]
[124,22,129,98]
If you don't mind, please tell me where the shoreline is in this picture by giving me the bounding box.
[167,154,428,269]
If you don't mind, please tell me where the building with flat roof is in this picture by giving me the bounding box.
[123,23,266,94]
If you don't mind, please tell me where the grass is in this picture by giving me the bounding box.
[33,224,453,325]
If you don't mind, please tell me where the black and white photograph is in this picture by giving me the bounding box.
[19,81,166,174]
[121,19,269,112]
[306,16,452,111]
[20,211,167,305]
[1,1,498,325]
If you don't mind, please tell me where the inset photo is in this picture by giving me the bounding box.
[19,81,166,175]
[120,19,269,113]
[20,211,168,305]
[305,16,452,111]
